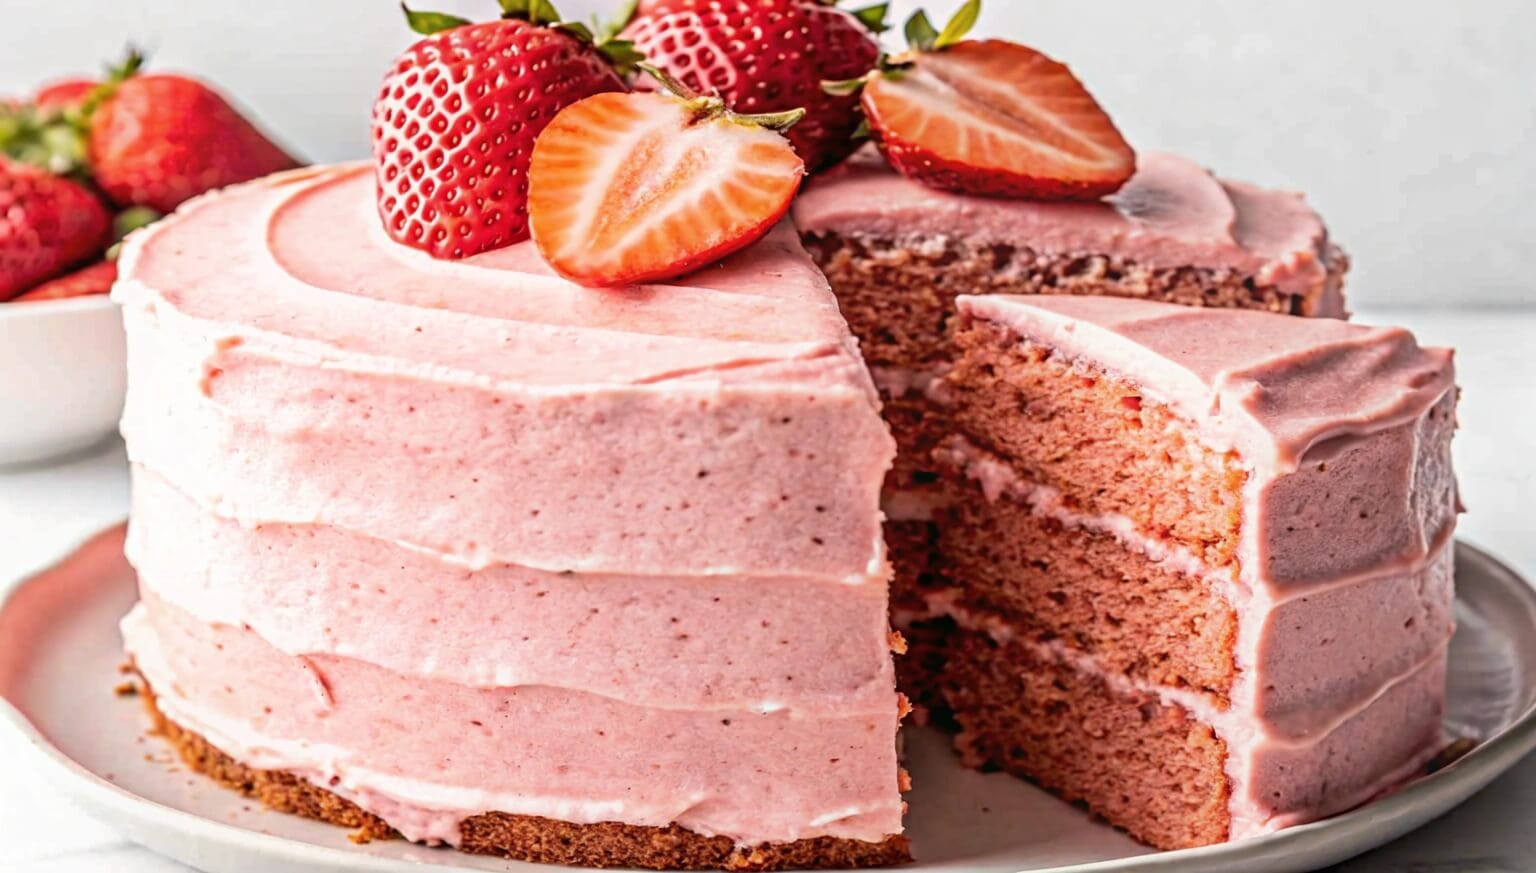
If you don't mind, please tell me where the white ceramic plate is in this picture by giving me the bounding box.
[3,525,1535,873]
[0,296,126,467]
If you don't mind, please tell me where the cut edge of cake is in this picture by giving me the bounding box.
[894,293,1457,848]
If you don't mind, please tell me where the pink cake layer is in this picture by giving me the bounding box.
[942,295,1458,838]
[115,164,893,580]
[125,593,902,846]
[959,295,1458,585]
[114,165,903,847]
[794,149,1345,316]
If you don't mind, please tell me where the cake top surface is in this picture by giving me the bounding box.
[115,162,875,396]
[960,294,1455,472]
[795,148,1341,314]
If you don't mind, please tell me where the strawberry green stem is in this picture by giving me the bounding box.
[638,62,702,102]
[731,107,807,133]
[637,63,805,133]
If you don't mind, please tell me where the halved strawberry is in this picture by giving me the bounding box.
[528,72,805,287]
[863,38,1135,200]
[846,3,1135,200]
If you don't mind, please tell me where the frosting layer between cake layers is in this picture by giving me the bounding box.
[114,164,904,847]
[948,295,1458,838]
[795,149,1346,317]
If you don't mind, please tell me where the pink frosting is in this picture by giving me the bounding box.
[116,164,893,580]
[942,295,1458,838]
[125,595,902,846]
[115,164,903,846]
[793,149,1343,315]
[126,469,896,714]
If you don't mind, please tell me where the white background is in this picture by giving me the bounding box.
[2,0,1532,308]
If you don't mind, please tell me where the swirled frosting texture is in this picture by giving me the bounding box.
[115,164,903,846]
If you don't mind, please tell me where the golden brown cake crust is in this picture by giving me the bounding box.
[138,684,911,871]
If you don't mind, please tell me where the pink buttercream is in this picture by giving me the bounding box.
[939,296,1458,838]
[793,148,1343,315]
[115,164,903,847]
[125,596,902,846]
[126,469,896,714]
[116,164,893,579]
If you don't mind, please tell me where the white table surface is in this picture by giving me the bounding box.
[2,305,1532,873]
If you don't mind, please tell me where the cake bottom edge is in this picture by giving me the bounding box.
[134,680,912,871]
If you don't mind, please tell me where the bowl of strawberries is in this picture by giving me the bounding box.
[0,52,297,466]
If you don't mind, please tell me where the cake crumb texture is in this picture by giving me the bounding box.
[947,317,1248,568]
[802,231,1308,369]
[934,473,1239,701]
[937,628,1231,849]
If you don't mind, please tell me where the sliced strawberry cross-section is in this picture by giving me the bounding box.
[862,39,1137,200]
[529,84,805,287]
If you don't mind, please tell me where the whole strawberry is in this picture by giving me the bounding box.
[624,0,885,172]
[12,259,117,303]
[33,78,98,113]
[87,53,300,213]
[373,1,635,259]
[0,157,110,301]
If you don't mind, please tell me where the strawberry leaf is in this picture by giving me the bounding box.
[0,103,89,177]
[113,206,161,242]
[733,107,807,133]
[530,0,564,25]
[595,38,646,77]
[106,46,145,84]
[401,3,471,35]
[501,0,565,25]
[934,0,981,48]
[852,117,871,140]
[903,9,940,51]
[607,0,640,37]
[555,20,597,42]
[850,2,890,33]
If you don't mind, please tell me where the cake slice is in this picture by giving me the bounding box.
[796,147,1354,672]
[115,164,909,869]
[915,294,1457,847]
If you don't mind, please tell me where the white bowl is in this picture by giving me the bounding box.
[0,295,126,467]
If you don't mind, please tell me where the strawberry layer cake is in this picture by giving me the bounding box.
[112,0,1462,868]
